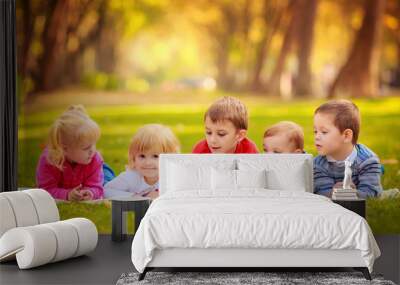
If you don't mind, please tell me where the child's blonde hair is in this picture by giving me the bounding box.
[128,124,180,169]
[264,121,304,150]
[204,96,248,130]
[47,105,100,170]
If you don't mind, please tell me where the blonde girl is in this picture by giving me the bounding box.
[36,105,104,201]
[104,124,180,200]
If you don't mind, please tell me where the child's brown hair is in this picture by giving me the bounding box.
[204,96,248,130]
[314,100,360,144]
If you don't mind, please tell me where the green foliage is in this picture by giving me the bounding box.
[125,77,150,93]
[81,72,124,91]
[81,72,151,92]
[109,0,169,40]
[19,95,400,233]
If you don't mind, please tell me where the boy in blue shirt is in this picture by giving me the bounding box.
[313,100,382,198]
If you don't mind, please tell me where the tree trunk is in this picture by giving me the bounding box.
[251,0,285,91]
[329,0,386,98]
[239,0,251,87]
[35,0,71,92]
[294,0,318,97]
[216,37,231,90]
[95,0,116,73]
[17,0,34,78]
[215,4,236,90]
[266,0,299,96]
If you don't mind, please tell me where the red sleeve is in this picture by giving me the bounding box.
[236,138,259,153]
[246,139,259,153]
[82,152,104,199]
[192,139,211,153]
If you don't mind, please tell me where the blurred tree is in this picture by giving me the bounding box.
[94,0,117,73]
[250,0,287,91]
[17,0,167,97]
[17,0,34,78]
[266,0,299,96]
[190,0,270,91]
[294,0,318,97]
[61,0,104,86]
[385,0,400,86]
[17,0,104,94]
[265,0,318,97]
[211,1,237,90]
[36,0,74,92]
[329,0,386,98]
[15,0,395,97]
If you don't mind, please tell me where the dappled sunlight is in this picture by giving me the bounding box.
[14,0,400,235]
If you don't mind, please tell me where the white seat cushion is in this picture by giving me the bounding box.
[0,191,40,227]
[0,218,98,269]
[0,196,17,237]
[0,189,59,237]
[0,189,98,269]
[24,188,60,223]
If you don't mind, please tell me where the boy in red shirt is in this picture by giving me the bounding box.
[192,96,259,154]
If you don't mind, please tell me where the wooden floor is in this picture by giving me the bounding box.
[0,235,134,285]
[0,235,399,285]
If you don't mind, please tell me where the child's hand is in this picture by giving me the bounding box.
[137,187,155,197]
[333,182,343,189]
[324,190,333,198]
[144,190,159,200]
[333,182,356,189]
[68,185,83,201]
[80,189,94,201]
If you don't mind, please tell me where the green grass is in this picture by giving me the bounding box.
[57,201,137,234]
[18,92,400,234]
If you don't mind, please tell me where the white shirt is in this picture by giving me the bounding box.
[326,146,357,167]
[104,169,159,198]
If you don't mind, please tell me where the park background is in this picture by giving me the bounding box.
[17,0,400,233]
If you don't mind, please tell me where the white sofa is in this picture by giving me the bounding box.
[0,189,98,269]
[131,154,379,281]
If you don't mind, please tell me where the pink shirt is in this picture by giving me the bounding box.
[36,149,104,200]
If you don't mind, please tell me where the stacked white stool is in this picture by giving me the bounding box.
[0,189,98,269]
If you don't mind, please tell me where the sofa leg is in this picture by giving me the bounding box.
[138,268,148,281]
[354,267,371,280]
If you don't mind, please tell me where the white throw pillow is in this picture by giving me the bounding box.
[211,168,237,190]
[167,162,212,191]
[236,169,267,189]
[266,167,306,192]
[237,156,310,192]
[211,169,268,191]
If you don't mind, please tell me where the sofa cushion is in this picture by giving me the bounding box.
[0,218,98,269]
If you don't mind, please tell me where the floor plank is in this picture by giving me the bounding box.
[0,235,398,285]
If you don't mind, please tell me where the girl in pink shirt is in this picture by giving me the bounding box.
[36,105,104,201]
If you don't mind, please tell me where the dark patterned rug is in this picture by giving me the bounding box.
[116,271,396,285]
